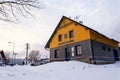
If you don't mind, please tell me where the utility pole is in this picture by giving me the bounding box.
[8,41,15,66]
[25,43,29,65]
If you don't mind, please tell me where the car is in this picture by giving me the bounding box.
[31,60,48,66]
[0,60,6,66]
[0,61,3,65]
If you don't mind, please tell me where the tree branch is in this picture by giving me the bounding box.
[0,0,44,22]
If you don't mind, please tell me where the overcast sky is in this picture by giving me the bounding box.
[0,0,120,58]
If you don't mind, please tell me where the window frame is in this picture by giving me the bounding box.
[69,30,74,38]
[58,34,62,42]
[75,45,82,56]
[108,47,111,52]
[54,49,59,58]
[71,47,74,56]
[102,46,106,51]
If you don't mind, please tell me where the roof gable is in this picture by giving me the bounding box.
[45,16,119,49]
[45,16,70,48]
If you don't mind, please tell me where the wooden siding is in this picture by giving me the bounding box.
[90,30,119,48]
[49,18,90,48]
[48,16,119,49]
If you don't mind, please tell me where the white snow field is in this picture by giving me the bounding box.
[0,61,120,80]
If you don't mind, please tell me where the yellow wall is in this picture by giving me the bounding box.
[90,30,119,48]
[49,17,119,48]
[49,18,90,48]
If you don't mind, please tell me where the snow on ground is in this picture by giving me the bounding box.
[0,61,120,80]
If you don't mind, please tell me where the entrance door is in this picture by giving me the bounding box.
[113,49,119,61]
[65,47,71,61]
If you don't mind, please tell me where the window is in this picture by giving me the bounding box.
[71,47,74,56]
[69,30,74,38]
[58,34,62,42]
[102,46,106,50]
[108,48,111,52]
[75,45,82,55]
[64,34,67,38]
[54,49,59,58]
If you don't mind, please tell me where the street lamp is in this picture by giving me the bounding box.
[25,43,29,65]
[8,41,15,66]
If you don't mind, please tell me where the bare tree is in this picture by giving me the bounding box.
[4,52,11,59]
[4,52,11,64]
[29,50,41,63]
[0,0,44,22]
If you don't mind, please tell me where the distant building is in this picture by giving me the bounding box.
[0,50,7,64]
[45,16,120,64]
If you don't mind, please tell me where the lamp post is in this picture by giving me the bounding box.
[14,53,17,64]
[25,43,29,65]
[8,41,15,66]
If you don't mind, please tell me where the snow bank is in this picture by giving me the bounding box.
[0,61,120,80]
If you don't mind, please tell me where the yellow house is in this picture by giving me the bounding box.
[45,16,120,64]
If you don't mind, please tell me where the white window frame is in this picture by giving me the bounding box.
[76,45,82,55]
[71,47,74,56]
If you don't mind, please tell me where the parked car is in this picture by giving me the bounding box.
[0,61,3,65]
[31,59,48,66]
[0,60,6,66]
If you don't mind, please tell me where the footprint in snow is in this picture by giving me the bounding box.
[82,66,86,70]
[7,73,15,77]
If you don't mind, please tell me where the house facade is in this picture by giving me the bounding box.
[45,16,120,64]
